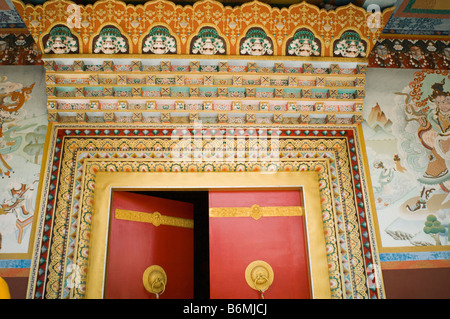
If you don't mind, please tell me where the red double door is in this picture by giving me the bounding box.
[105,190,310,299]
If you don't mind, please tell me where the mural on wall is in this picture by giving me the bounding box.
[0,33,42,65]
[369,38,450,69]
[0,66,47,256]
[363,68,450,249]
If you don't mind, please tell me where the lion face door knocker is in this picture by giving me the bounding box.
[143,265,167,299]
[245,260,274,299]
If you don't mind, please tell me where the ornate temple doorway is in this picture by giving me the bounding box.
[23,0,387,300]
[86,171,330,299]
[104,189,310,299]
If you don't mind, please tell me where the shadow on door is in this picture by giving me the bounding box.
[133,190,210,299]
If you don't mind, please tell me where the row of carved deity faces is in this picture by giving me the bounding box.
[43,25,367,58]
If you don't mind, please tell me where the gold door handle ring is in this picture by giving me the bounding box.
[245,260,274,298]
[143,265,167,299]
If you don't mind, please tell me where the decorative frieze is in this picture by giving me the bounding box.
[17,0,392,59]
[43,57,367,125]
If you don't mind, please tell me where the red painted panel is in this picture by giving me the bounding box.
[209,190,310,299]
[105,191,194,299]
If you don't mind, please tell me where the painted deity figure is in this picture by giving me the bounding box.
[287,29,320,57]
[191,28,225,55]
[142,27,176,54]
[7,34,40,65]
[0,76,35,176]
[44,26,78,54]
[371,155,413,209]
[406,79,450,212]
[402,45,434,69]
[334,31,366,58]
[94,27,128,54]
[373,160,395,193]
[240,29,273,56]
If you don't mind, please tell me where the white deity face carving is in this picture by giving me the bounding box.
[334,35,366,58]
[152,37,167,54]
[191,27,226,55]
[240,36,273,56]
[345,40,360,57]
[51,37,69,54]
[192,37,225,55]
[44,32,78,54]
[251,39,264,56]
[101,36,117,54]
[94,30,128,54]
[202,39,216,55]
[143,34,176,54]
[298,40,312,56]
[288,37,320,57]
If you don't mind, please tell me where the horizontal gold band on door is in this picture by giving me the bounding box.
[115,208,194,229]
[209,204,303,220]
